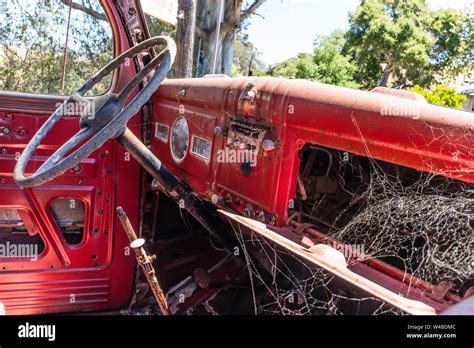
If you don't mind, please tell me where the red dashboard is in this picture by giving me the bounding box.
[152,76,474,227]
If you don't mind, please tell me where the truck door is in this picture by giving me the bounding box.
[0,0,140,314]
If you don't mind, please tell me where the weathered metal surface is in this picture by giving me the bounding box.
[151,76,474,227]
[149,77,473,314]
[0,0,142,315]
[116,127,234,248]
[220,210,437,315]
[0,0,471,316]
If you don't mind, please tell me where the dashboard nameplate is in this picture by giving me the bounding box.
[191,136,211,161]
[155,122,169,143]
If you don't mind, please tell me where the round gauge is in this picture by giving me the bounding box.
[170,116,189,163]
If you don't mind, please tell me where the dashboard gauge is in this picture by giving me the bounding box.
[155,122,169,143]
[191,136,211,161]
[170,116,189,163]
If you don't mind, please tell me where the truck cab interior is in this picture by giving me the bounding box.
[0,0,472,316]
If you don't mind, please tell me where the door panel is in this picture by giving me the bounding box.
[0,92,139,314]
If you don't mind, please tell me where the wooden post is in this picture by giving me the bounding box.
[174,0,196,78]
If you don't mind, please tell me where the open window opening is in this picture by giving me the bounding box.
[291,144,474,298]
[0,208,45,261]
[50,198,85,245]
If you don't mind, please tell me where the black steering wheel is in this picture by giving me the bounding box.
[14,36,176,187]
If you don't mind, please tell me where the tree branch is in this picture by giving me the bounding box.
[221,0,266,35]
[59,0,107,22]
[240,0,266,23]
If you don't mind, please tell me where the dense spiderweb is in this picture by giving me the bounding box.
[335,121,474,293]
[329,167,474,291]
[224,126,474,315]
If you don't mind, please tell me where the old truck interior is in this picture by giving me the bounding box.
[0,0,472,317]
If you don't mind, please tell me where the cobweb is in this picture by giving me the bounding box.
[223,143,474,315]
[329,167,474,291]
[227,216,400,315]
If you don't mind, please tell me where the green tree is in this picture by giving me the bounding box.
[428,8,474,82]
[268,31,359,88]
[345,0,473,89]
[410,84,467,109]
[305,31,359,88]
[0,0,112,95]
[345,0,433,88]
[267,54,309,78]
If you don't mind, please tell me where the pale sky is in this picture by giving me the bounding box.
[246,0,473,66]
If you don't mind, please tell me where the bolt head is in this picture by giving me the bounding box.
[16,128,27,136]
[71,164,81,173]
[262,139,276,151]
[214,127,224,136]
[211,194,224,206]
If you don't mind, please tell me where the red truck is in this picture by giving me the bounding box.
[0,0,472,316]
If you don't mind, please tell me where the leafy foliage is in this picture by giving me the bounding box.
[267,1,472,92]
[428,8,473,81]
[267,31,360,88]
[0,0,112,95]
[145,15,176,39]
[306,31,359,88]
[266,54,306,78]
[344,0,473,89]
[410,84,467,109]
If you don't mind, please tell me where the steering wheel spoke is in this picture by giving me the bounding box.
[116,48,167,106]
[36,127,94,174]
